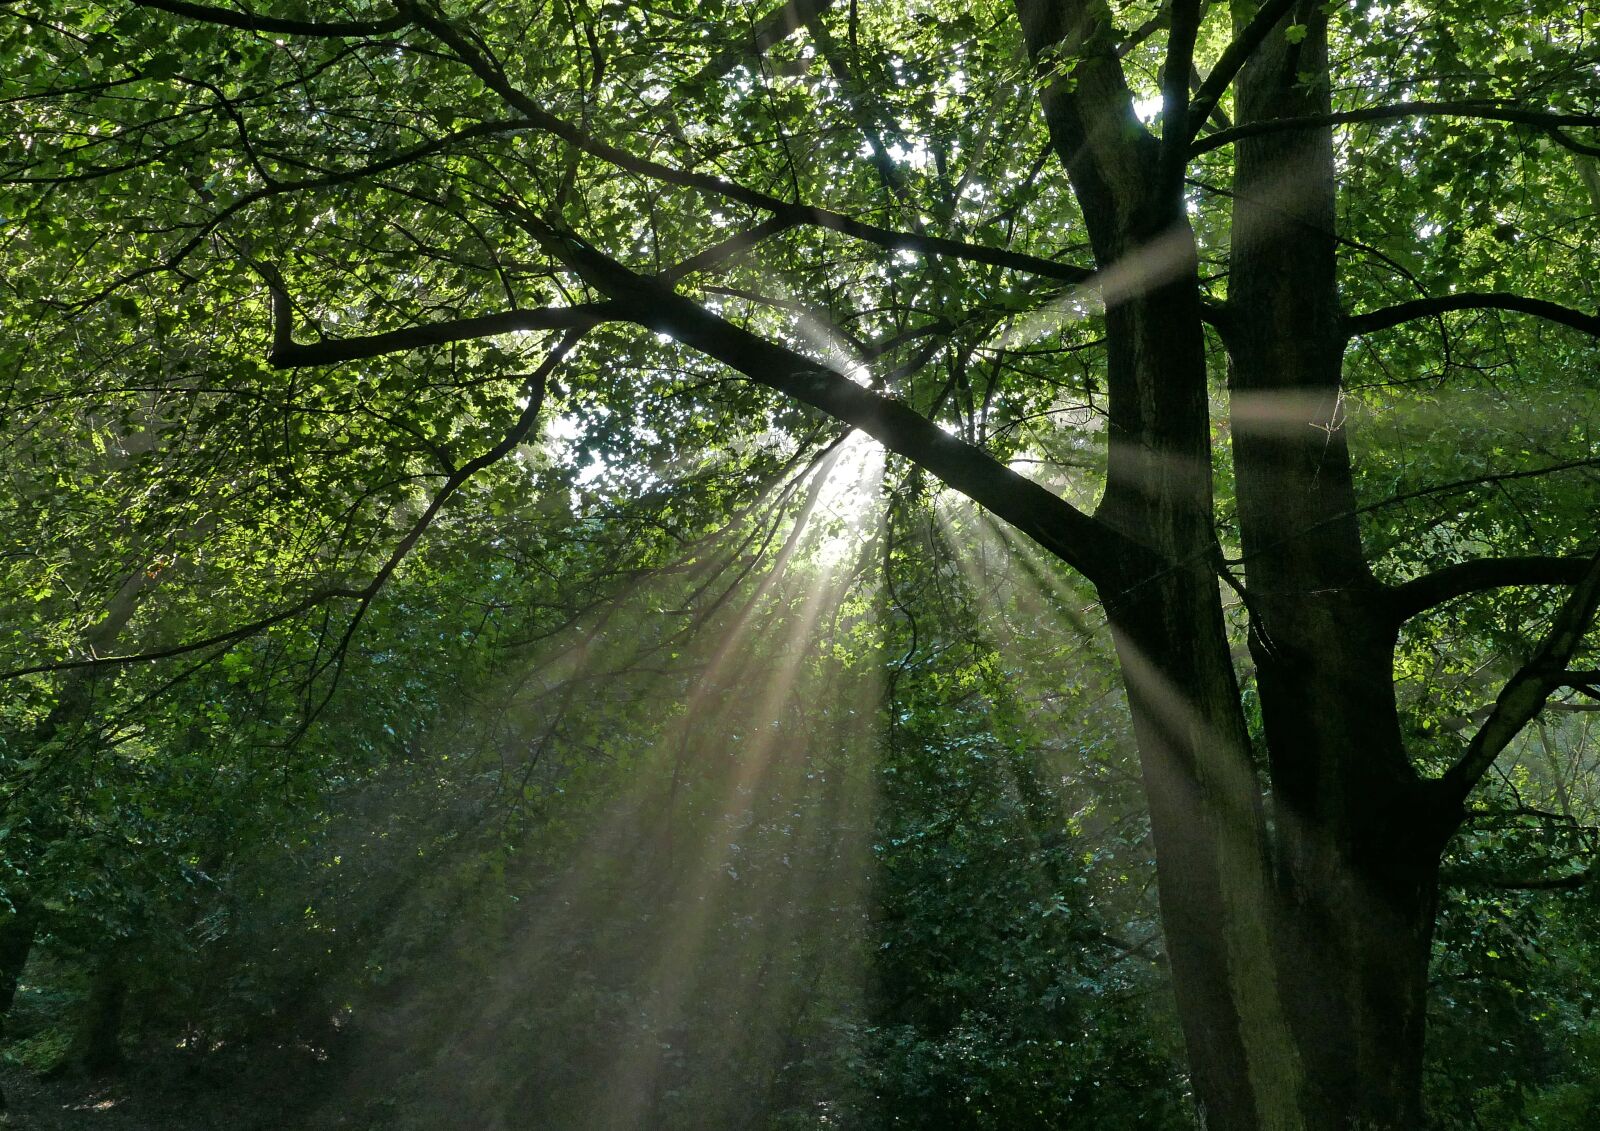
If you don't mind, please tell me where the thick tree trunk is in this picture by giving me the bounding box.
[1107,576,1306,1130]
[1011,1,1313,1124]
[1011,1,1466,1125]
[1222,4,1458,1126]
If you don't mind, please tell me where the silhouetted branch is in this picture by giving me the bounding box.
[1440,551,1600,803]
[267,288,614,368]
[1562,670,1600,699]
[1347,292,1600,339]
[132,0,408,37]
[1184,0,1300,145]
[659,216,798,283]
[286,329,582,737]
[1360,458,1600,515]
[502,210,1145,590]
[1387,556,1595,625]
[1449,865,1598,891]
[1195,101,1600,156]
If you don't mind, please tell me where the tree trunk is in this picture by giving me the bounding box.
[0,905,33,1023]
[1009,0,1315,1122]
[1106,574,1308,1130]
[57,957,128,1077]
[1219,4,1459,1126]
[1011,0,1469,1124]
[0,905,35,1111]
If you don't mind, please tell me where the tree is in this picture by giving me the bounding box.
[3,1,1598,1126]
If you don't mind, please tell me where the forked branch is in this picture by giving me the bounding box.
[1183,0,1300,146]
[250,208,1142,591]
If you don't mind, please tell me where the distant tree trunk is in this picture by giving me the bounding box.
[0,905,35,1111]
[54,956,128,1077]
[0,905,33,1022]
[11,571,151,1088]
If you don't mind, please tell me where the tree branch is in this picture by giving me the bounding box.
[1194,101,1600,156]
[1160,0,1203,186]
[1387,555,1596,625]
[659,216,798,283]
[131,0,408,37]
[682,0,837,90]
[292,330,580,722]
[1439,551,1600,804]
[243,208,1139,588]
[1184,0,1300,146]
[6,330,579,684]
[1360,457,1600,515]
[1562,669,1600,693]
[1448,865,1598,891]
[75,117,544,310]
[507,212,1143,590]
[267,288,615,368]
[1347,292,1600,340]
[0,587,366,680]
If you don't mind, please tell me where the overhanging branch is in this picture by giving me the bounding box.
[1563,669,1600,696]
[1438,551,1600,804]
[267,288,615,368]
[506,212,1142,590]
[244,207,1139,589]
[132,0,408,37]
[1387,555,1595,625]
[1347,292,1600,340]
[1194,101,1600,156]
[399,0,1095,284]
[659,216,798,283]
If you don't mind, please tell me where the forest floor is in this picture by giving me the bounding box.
[0,967,382,1131]
[1,1062,203,1131]
[0,1048,348,1131]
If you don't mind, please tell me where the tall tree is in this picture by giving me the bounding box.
[4,1,1598,1126]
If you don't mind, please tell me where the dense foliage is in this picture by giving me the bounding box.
[3,0,1599,1127]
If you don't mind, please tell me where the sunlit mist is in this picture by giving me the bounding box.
[303,443,890,1128]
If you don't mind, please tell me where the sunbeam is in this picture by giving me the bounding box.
[298,455,890,1128]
